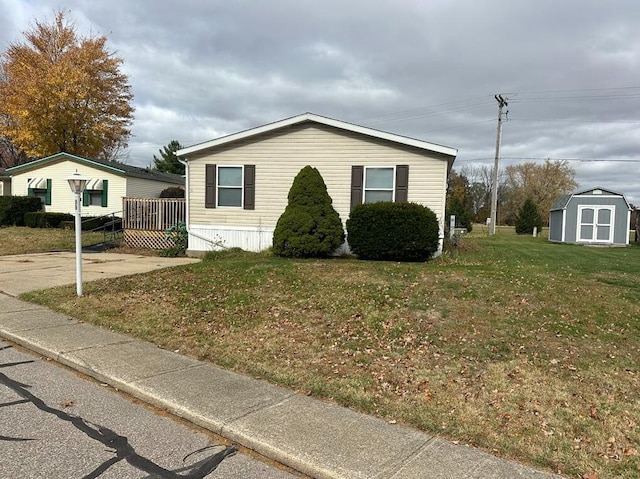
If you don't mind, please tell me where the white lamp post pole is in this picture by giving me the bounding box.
[66,172,89,297]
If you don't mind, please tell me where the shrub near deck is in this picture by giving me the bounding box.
[21,235,640,479]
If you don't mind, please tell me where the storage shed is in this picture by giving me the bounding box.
[549,187,631,246]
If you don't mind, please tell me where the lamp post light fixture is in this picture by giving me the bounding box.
[66,171,90,297]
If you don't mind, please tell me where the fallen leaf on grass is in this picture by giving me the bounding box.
[582,473,598,479]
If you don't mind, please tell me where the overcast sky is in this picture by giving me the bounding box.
[2,0,640,204]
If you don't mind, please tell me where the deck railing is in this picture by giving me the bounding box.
[122,197,185,231]
[121,197,186,249]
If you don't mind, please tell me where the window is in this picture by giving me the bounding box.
[27,178,51,206]
[217,166,243,207]
[82,179,108,207]
[87,190,103,206]
[205,164,255,210]
[364,167,394,203]
[32,189,48,204]
[350,165,408,211]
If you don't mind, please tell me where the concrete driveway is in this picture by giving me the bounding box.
[0,252,199,296]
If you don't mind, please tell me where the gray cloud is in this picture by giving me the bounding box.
[3,0,640,203]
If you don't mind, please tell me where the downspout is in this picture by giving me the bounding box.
[178,157,190,253]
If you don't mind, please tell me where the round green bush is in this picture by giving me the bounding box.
[159,186,185,198]
[273,166,344,258]
[346,202,439,261]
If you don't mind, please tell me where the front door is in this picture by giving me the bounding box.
[577,206,614,243]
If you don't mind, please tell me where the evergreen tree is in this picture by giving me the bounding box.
[445,170,473,232]
[153,140,184,175]
[273,166,344,257]
[515,197,543,234]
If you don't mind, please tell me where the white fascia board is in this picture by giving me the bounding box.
[177,113,458,159]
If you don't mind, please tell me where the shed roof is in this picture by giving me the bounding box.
[6,152,184,185]
[177,112,458,160]
[550,186,631,211]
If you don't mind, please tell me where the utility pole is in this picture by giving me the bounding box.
[489,94,508,235]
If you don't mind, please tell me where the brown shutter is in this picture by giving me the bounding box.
[350,166,364,211]
[395,165,409,202]
[205,164,216,208]
[244,165,255,210]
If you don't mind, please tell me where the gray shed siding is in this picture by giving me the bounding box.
[548,210,564,242]
[549,190,630,245]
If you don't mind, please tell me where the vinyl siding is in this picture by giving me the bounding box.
[187,123,450,230]
[126,177,182,198]
[10,159,126,215]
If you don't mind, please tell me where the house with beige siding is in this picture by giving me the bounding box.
[6,152,183,216]
[177,112,457,256]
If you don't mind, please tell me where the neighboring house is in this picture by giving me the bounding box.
[5,152,184,216]
[549,187,631,246]
[177,112,458,256]
[0,169,10,196]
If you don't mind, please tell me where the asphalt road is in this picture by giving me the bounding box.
[0,340,303,479]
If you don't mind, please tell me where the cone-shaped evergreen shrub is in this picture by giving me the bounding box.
[515,197,543,234]
[347,202,439,261]
[273,166,344,257]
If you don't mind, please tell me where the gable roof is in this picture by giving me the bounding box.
[177,112,458,159]
[551,186,631,211]
[6,152,184,185]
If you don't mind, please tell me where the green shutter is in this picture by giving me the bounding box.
[83,188,89,207]
[45,179,52,205]
[28,188,34,197]
[101,180,108,207]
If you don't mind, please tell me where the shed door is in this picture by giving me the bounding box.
[577,206,614,243]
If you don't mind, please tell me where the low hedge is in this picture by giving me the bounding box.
[346,202,440,262]
[24,212,74,228]
[0,196,43,226]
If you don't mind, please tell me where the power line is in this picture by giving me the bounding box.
[354,95,494,124]
[508,118,640,124]
[503,85,640,95]
[456,157,640,163]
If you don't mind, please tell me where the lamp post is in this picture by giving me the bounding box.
[66,171,89,297]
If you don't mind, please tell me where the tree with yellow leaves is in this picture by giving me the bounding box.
[0,11,134,160]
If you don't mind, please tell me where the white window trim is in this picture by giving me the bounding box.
[216,165,244,208]
[363,166,396,204]
[577,205,615,243]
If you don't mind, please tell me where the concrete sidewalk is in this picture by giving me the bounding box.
[0,252,199,296]
[0,292,561,479]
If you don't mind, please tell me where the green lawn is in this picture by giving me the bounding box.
[21,235,640,478]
